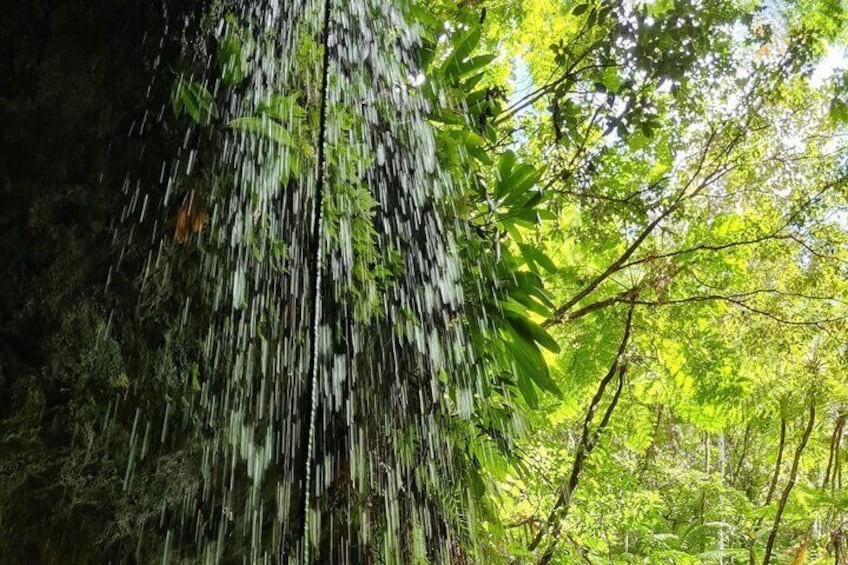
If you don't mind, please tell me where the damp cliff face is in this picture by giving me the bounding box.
[0,2,200,562]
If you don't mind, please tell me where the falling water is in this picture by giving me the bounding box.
[117,1,486,562]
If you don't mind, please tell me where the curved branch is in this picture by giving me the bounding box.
[619,233,793,270]
[549,288,847,328]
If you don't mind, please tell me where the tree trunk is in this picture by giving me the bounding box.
[766,418,787,506]
[833,528,847,565]
[762,402,816,565]
[749,417,788,565]
[824,414,846,489]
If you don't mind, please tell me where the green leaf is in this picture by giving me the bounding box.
[407,3,440,36]
[443,26,482,73]
[217,33,249,86]
[228,116,294,146]
[498,150,517,185]
[572,3,589,16]
[172,78,219,125]
[507,291,554,318]
[506,311,561,353]
[516,371,539,408]
[447,54,497,81]
[830,98,848,125]
[500,165,540,205]
[259,94,306,123]
[518,243,558,274]
[462,72,486,93]
[508,330,562,398]
[458,130,494,165]
[510,270,543,292]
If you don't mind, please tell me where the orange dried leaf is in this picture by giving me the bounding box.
[174,193,207,243]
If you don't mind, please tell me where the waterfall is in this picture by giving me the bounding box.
[122,1,482,562]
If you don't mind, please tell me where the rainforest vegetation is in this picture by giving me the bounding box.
[1,0,848,563]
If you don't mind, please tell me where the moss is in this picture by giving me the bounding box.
[0,1,206,562]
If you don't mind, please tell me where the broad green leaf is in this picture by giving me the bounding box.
[217,33,250,86]
[228,116,294,146]
[506,311,561,354]
[259,94,306,123]
[442,26,482,76]
[518,243,557,273]
[447,54,497,81]
[172,78,219,125]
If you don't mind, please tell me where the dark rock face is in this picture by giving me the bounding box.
[0,2,198,562]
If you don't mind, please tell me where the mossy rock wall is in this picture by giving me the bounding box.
[0,2,203,562]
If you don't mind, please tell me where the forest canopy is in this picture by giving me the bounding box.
[1,0,848,563]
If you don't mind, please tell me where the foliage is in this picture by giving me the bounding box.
[3,0,848,563]
[423,0,848,563]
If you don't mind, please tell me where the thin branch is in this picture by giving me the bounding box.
[566,532,594,565]
[497,28,610,125]
[529,304,636,562]
[619,233,793,270]
[545,125,726,326]
[824,414,846,489]
[619,174,848,271]
[726,299,845,326]
[748,417,786,565]
[551,287,847,328]
[548,289,633,325]
[733,424,751,486]
[549,184,649,216]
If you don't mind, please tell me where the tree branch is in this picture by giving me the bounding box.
[543,286,639,326]
[529,304,636,562]
[549,288,847,328]
[618,233,794,270]
[544,128,721,326]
